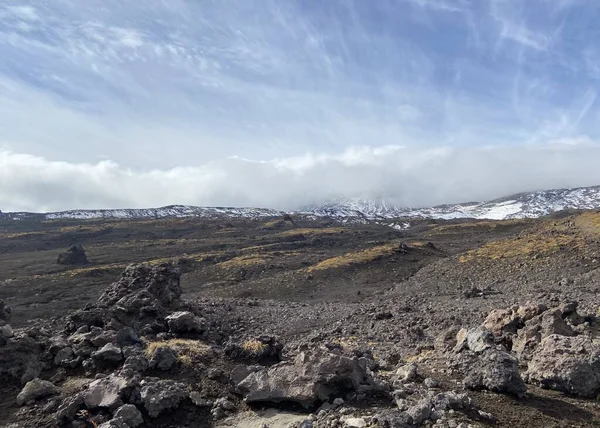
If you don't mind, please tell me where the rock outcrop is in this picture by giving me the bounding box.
[57,244,89,265]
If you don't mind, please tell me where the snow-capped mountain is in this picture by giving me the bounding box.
[2,185,600,222]
[300,185,600,220]
[1,205,283,221]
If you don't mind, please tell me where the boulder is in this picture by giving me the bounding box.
[454,327,494,353]
[92,343,123,363]
[140,378,187,417]
[0,323,14,346]
[83,372,139,409]
[0,300,11,323]
[57,244,89,265]
[113,404,144,427]
[149,346,177,371]
[236,350,374,408]
[463,349,526,397]
[54,347,80,368]
[525,334,600,397]
[512,308,576,361]
[16,378,58,405]
[166,311,207,334]
[0,331,45,383]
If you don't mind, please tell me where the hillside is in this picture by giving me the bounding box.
[1,212,600,427]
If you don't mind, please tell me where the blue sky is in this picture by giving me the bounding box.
[2,0,600,211]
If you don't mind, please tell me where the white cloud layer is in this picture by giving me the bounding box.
[2,142,600,213]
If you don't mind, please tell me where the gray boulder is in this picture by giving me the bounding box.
[53,347,80,368]
[463,349,526,397]
[114,404,144,427]
[0,323,14,346]
[97,418,129,428]
[149,346,177,371]
[0,300,11,323]
[236,350,374,408]
[166,311,207,334]
[525,334,600,397]
[92,343,123,363]
[140,378,187,417]
[16,378,58,405]
[57,244,89,265]
[83,372,139,409]
[454,327,494,353]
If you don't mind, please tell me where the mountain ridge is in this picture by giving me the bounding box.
[2,185,600,222]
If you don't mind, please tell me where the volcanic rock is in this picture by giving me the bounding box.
[57,244,89,265]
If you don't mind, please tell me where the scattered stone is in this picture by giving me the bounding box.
[454,327,494,354]
[116,327,141,347]
[83,372,138,409]
[424,378,440,388]
[16,378,58,405]
[113,404,144,427]
[140,378,187,417]
[92,343,123,363]
[396,363,419,383]
[166,311,207,334]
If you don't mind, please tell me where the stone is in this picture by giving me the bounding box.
[149,346,177,371]
[395,363,418,383]
[435,326,462,352]
[57,244,89,265]
[0,300,11,323]
[97,418,129,428]
[166,311,207,334]
[53,347,80,368]
[406,399,432,425]
[55,395,85,424]
[463,349,526,397]
[482,308,519,336]
[236,350,373,408]
[92,343,123,363]
[344,417,367,428]
[123,354,149,372]
[141,378,187,417]
[454,327,494,354]
[208,368,222,380]
[16,378,58,405]
[116,327,141,347]
[525,334,600,397]
[424,378,440,388]
[0,323,14,346]
[113,404,144,427]
[83,373,139,409]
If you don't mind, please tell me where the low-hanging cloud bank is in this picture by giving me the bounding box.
[2,143,600,213]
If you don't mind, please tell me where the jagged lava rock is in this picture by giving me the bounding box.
[16,378,58,405]
[57,244,89,265]
[525,334,600,397]
[237,350,374,408]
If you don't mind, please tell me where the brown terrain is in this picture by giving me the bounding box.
[1,211,600,427]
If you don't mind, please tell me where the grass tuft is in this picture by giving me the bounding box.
[145,338,212,365]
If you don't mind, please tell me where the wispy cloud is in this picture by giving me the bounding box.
[1,0,600,210]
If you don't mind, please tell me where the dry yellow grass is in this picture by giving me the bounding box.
[427,219,530,236]
[241,339,269,356]
[458,215,595,262]
[145,338,212,365]
[277,227,347,238]
[217,254,274,269]
[308,244,397,271]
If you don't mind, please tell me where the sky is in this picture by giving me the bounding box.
[2,0,600,212]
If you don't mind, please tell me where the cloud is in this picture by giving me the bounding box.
[3,142,600,213]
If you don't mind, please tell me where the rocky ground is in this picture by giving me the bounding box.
[1,212,600,427]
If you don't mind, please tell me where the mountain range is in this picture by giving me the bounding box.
[2,185,600,222]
